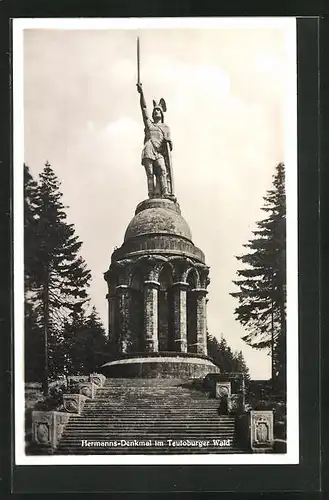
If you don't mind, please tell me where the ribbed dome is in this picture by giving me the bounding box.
[124,198,192,242]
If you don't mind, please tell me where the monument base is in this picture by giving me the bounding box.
[100,352,220,379]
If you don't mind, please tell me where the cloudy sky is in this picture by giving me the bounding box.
[22,19,296,379]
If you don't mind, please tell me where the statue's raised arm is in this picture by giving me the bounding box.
[136,83,150,124]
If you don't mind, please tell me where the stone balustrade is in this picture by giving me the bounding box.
[30,373,106,451]
[89,373,106,387]
[32,411,72,449]
[67,375,89,386]
[63,393,88,414]
[77,381,98,399]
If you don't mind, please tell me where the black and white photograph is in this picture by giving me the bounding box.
[14,17,298,465]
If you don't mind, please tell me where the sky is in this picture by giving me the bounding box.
[22,20,296,379]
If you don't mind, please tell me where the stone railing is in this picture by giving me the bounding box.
[208,375,278,453]
[32,411,72,449]
[210,375,246,415]
[31,372,106,451]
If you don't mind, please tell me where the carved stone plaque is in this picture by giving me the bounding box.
[36,422,50,444]
[250,410,274,452]
[63,393,88,414]
[32,411,72,448]
[215,381,231,399]
[89,373,106,387]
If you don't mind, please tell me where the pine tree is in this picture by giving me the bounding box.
[230,163,286,384]
[24,165,43,381]
[63,307,108,375]
[24,165,39,292]
[233,350,250,380]
[207,333,250,377]
[24,162,92,393]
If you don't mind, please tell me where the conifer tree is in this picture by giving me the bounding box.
[24,162,91,393]
[24,165,43,380]
[63,306,108,375]
[24,165,39,292]
[230,163,286,383]
[207,333,250,378]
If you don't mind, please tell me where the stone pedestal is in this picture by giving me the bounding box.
[63,394,88,414]
[144,280,159,352]
[250,410,274,452]
[172,282,188,353]
[77,381,98,399]
[89,373,106,387]
[102,197,216,375]
[32,411,72,449]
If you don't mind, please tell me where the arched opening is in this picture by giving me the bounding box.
[158,265,174,351]
[186,268,199,353]
[130,268,144,351]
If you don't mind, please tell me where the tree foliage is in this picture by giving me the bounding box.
[62,307,109,376]
[207,333,250,379]
[230,163,286,382]
[24,162,105,388]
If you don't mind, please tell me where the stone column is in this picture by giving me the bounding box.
[172,282,188,353]
[194,288,208,356]
[116,284,130,354]
[107,293,117,344]
[143,280,159,352]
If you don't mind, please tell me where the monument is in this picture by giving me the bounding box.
[101,39,220,378]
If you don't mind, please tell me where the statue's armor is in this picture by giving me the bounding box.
[141,119,171,165]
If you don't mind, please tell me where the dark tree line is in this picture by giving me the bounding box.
[24,163,109,394]
[207,333,250,379]
[231,163,286,388]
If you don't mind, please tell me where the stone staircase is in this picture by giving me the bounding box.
[56,378,245,454]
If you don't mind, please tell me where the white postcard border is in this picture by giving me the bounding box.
[13,16,298,466]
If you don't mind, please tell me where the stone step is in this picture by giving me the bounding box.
[82,408,220,412]
[65,420,235,425]
[64,430,235,435]
[86,400,217,404]
[65,423,235,428]
[98,393,211,396]
[55,377,244,454]
[103,378,188,381]
[82,408,227,412]
[70,424,234,430]
[101,388,207,392]
[83,404,219,408]
[82,407,219,412]
[85,400,217,404]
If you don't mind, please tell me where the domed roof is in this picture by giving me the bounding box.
[124,198,192,242]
